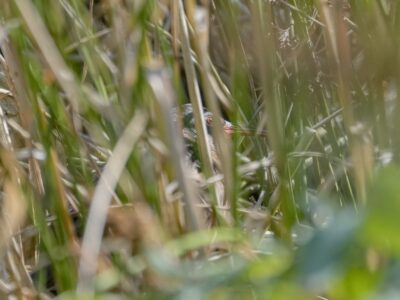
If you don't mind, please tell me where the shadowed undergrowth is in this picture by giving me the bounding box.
[0,0,399,299]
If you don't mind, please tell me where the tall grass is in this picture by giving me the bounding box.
[0,0,399,299]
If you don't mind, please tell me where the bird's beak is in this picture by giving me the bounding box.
[223,121,235,135]
[223,122,267,138]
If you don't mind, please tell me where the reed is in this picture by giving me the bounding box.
[0,0,399,298]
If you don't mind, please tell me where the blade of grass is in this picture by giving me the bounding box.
[77,112,147,294]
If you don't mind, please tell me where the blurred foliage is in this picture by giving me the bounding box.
[0,0,399,299]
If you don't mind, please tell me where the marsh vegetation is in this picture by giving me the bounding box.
[0,0,399,299]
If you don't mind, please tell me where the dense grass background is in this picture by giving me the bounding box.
[0,0,400,299]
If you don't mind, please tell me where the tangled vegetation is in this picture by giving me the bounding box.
[0,0,399,299]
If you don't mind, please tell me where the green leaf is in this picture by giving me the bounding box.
[362,164,400,255]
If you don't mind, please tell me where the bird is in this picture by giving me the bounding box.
[173,103,269,229]
[175,103,267,173]
[176,103,233,169]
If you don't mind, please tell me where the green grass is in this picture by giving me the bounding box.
[0,0,400,299]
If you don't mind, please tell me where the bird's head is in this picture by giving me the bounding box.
[180,103,234,139]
